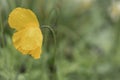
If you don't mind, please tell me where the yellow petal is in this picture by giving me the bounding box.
[29,47,42,59]
[12,26,43,54]
[8,7,39,31]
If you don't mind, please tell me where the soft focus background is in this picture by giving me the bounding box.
[1,0,120,80]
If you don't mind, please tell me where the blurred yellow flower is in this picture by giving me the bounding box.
[81,0,93,9]
[8,8,43,59]
[110,2,120,21]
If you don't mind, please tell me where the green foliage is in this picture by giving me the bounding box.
[0,0,120,80]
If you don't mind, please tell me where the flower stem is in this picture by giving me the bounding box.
[0,8,5,48]
[111,21,120,55]
[41,25,57,80]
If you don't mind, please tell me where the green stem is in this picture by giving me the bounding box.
[0,8,5,48]
[41,25,56,51]
[111,21,120,55]
[41,25,57,80]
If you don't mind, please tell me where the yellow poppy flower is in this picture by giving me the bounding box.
[8,7,43,59]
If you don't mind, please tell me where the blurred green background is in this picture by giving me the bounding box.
[1,0,120,80]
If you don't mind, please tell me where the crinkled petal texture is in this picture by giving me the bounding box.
[8,7,39,31]
[8,7,43,59]
[12,27,43,59]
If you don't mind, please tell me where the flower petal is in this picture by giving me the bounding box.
[12,26,43,54]
[8,7,39,31]
[29,47,42,59]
